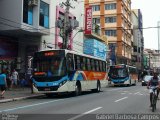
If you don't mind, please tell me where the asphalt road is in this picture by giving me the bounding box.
[0,83,160,120]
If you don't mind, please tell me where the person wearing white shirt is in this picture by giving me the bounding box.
[11,69,19,88]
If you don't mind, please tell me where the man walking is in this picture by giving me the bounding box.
[11,69,19,88]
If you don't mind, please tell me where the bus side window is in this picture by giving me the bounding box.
[91,59,95,71]
[99,61,103,72]
[66,53,74,71]
[102,62,106,72]
[96,60,100,71]
[75,55,81,70]
[80,56,86,71]
[87,58,91,71]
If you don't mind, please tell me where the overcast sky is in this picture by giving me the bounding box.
[131,0,160,50]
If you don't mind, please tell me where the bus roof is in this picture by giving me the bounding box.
[37,49,106,62]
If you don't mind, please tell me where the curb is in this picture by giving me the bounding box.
[0,94,45,104]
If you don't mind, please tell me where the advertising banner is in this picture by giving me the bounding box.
[85,7,92,35]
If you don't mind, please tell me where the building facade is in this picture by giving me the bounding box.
[0,0,50,73]
[144,49,160,73]
[85,0,132,65]
[131,9,144,71]
[41,0,84,53]
[0,0,84,74]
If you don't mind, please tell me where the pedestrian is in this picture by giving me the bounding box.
[26,66,32,87]
[0,71,7,98]
[10,69,19,88]
[5,68,11,90]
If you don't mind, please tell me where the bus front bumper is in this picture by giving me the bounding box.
[32,81,75,94]
[110,80,129,85]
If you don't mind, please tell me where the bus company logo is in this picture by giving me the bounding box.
[93,73,102,77]
[85,7,92,35]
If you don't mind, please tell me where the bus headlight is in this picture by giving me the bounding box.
[60,81,67,87]
[33,83,37,87]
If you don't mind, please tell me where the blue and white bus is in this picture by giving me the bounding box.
[32,49,108,96]
[108,64,138,86]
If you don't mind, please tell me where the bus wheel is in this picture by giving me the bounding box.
[133,80,136,86]
[92,81,101,92]
[97,81,101,92]
[45,93,53,98]
[75,82,81,96]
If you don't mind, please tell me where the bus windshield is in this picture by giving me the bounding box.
[33,57,66,77]
[109,68,128,78]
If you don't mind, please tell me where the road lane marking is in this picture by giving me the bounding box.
[115,97,128,102]
[0,99,64,113]
[68,107,102,120]
[107,88,123,92]
[134,92,143,95]
[134,92,140,95]
[122,91,129,92]
[121,93,126,94]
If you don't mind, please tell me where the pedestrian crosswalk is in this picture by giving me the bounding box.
[119,90,149,96]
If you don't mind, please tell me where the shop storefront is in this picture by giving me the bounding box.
[0,37,18,73]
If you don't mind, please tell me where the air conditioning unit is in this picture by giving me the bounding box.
[28,0,38,6]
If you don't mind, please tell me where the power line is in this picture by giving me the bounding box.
[0,20,140,50]
[0,15,145,50]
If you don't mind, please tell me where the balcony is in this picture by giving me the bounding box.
[92,24,101,36]
[85,24,108,43]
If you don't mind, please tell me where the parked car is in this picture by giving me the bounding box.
[142,75,153,86]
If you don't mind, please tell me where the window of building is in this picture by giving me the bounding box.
[23,0,33,25]
[105,17,116,23]
[93,18,100,24]
[105,30,117,36]
[92,5,100,11]
[133,46,137,52]
[40,1,49,28]
[105,3,116,10]
[138,47,141,53]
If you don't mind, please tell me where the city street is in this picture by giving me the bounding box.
[0,83,160,120]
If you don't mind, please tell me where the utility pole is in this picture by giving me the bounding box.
[63,0,70,49]
[158,21,160,52]
[56,0,79,49]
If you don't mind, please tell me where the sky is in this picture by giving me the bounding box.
[131,0,160,50]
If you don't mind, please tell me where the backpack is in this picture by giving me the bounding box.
[150,77,159,86]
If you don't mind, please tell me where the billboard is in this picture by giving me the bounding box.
[85,7,92,35]
[83,39,107,60]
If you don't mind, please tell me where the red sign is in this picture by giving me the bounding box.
[44,52,56,56]
[85,7,92,35]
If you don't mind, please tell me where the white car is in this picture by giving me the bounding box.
[142,75,153,86]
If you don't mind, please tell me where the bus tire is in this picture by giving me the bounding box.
[92,81,101,92]
[75,82,81,96]
[97,81,101,92]
[127,80,131,87]
[45,93,53,98]
[133,80,136,86]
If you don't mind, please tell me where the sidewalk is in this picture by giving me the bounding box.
[0,87,45,104]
